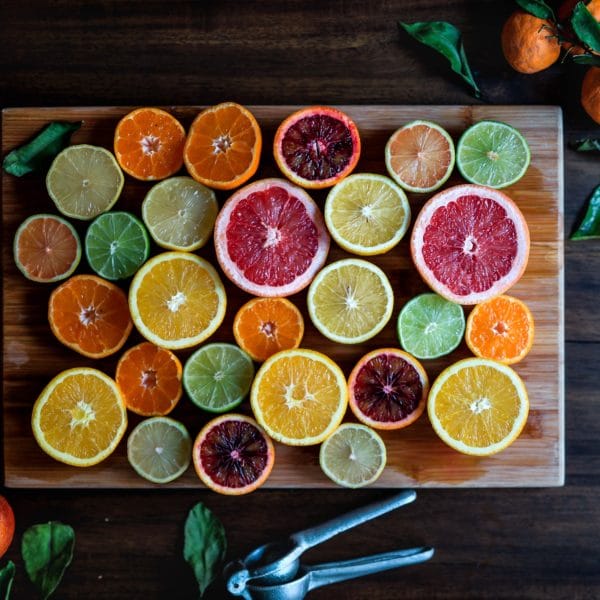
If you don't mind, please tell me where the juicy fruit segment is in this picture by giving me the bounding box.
[32,368,128,466]
[0,496,15,559]
[48,274,132,358]
[348,348,429,430]
[251,349,348,446]
[307,258,394,344]
[214,178,330,297]
[273,106,361,189]
[385,120,455,193]
[456,121,531,189]
[183,343,255,413]
[116,342,183,416]
[184,102,262,190]
[324,173,410,256]
[85,211,150,280]
[319,424,387,488]
[114,107,186,181]
[411,184,530,305]
[129,252,227,349]
[428,358,529,456]
[142,176,218,251]
[465,295,535,364]
[193,414,275,495]
[233,297,304,362]
[127,417,191,483]
[398,293,465,359]
[13,214,81,282]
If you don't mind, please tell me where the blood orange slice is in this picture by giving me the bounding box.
[214,178,330,297]
[411,184,530,305]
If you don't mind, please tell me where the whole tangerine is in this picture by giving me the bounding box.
[582,67,600,124]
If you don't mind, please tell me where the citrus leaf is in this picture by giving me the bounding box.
[2,121,81,177]
[184,503,227,597]
[572,52,600,65]
[571,1,600,52]
[571,184,600,239]
[398,21,481,98]
[21,522,75,600]
[515,0,555,21]
[0,562,15,600]
[571,138,600,151]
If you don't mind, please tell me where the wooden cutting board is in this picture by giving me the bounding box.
[1,105,564,488]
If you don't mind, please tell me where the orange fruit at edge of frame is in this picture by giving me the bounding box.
[0,495,15,559]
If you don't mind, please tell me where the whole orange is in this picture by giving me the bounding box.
[582,67,600,124]
[501,10,561,73]
[559,0,600,56]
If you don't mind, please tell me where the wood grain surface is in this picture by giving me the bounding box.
[2,104,564,488]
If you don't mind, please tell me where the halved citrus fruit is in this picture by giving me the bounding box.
[0,496,15,559]
[250,348,348,446]
[183,102,262,190]
[48,274,132,358]
[411,184,530,305]
[116,342,183,416]
[193,414,275,495]
[214,178,330,297]
[427,357,529,456]
[273,106,361,189]
[233,297,304,362]
[13,214,81,283]
[348,348,429,430]
[129,252,226,350]
[114,107,186,181]
[385,120,455,193]
[465,295,535,364]
[32,367,128,466]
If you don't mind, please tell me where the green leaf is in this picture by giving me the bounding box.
[571,138,600,151]
[0,562,15,600]
[572,52,600,65]
[184,503,227,597]
[398,21,481,98]
[22,522,75,599]
[2,121,81,177]
[571,1,600,52]
[515,0,555,21]
[571,185,600,239]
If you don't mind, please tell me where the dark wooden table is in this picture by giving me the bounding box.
[1,1,599,598]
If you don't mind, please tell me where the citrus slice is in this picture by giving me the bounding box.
[319,423,387,488]
[411,184,530,305]
[214,178,330,297]
[385,120,455,193]
[114,107,186,181]
[250,348,348,446]
[193,414,275,495]
[129,252,226,350]
[273,106,361,189]
[127,417,191,483]
[32,367,127,466]
[233,297,304,362]
[307,258,394,344]
[348,348,429,430]
[85,211,150,280]
[13,214,81,283]
[397,293,465,359]
[324,173,411,256]
[465,295,535,364]
[0,496,15,559]
[48,274,132,358]
[46,144,124,220]
[183,343,255,413]
[184,102,262,190]
[456,120,531,188]
[427,357,529,456]
[142,176,218,251]
[116,342,183,416]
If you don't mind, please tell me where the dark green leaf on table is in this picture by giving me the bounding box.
[515,0,555,21]
[22,522,75,599]
[0,562,15,600]
[571,138,600,151]
[571,1,600,52]
[398,21,481,98]
[184,503,227,597]
[572,52,600,66]
[571,184,600,239]
[2,121,81,177]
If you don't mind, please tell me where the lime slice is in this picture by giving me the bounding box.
[319,423,386,488]
[85,211,150,280]
[142,176,218,251]
[183,343,255,413]
[127,417,192,483]
[397,293,465,359]
[46,144,124,220]
[456,120,530,188]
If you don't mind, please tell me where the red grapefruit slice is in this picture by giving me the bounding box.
[214,178,330,297]
[411,184,530,305]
